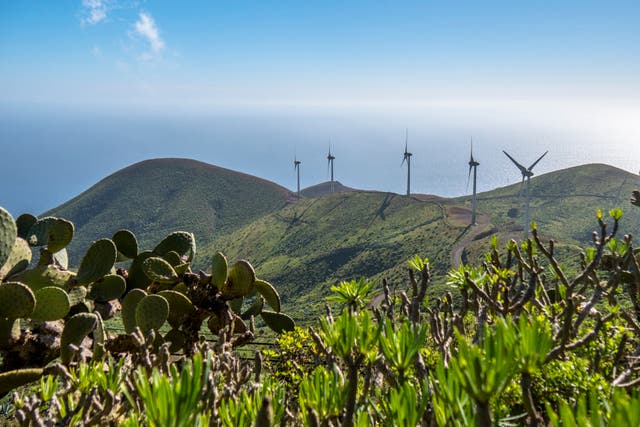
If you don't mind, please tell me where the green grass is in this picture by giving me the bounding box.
[42,160,640,324]
[44,158,293,263]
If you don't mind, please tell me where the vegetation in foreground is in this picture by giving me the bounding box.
[1,189,640,425]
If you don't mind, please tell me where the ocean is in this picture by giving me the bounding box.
[1,101,639,217]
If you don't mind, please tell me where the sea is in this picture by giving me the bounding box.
[1,101,639,217]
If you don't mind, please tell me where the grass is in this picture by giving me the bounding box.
[42,160,640,324]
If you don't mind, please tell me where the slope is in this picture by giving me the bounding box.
[205,191,466,321]
[45,158,293,263]
[447,163,640,265]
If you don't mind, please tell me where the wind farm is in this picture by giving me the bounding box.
[503,150,549,235]
[402,129,413,196]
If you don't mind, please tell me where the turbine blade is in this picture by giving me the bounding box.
[503,150,528,175]
[466,164,472,191]
[401,155,406,167]
[528,150,548,171]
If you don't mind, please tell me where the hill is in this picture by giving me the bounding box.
[44,158,293,263]
[446,163,640,265]
[300,181,356,198]
[204,191,466,320]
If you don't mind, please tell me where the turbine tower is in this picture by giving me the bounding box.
[503,150,548,235]
[294,156,301,198]
[401,129,412,196]
[467,139,480,225]
[327,146,336,193]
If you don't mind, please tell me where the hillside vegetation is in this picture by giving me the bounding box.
[45,158,292,263]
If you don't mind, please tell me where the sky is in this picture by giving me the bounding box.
[1,1,640,215]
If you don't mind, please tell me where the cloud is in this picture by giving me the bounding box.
[81,0,109,25]
[133,12,165,57]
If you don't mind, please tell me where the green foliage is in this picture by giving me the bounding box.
[327,278,374,311]
[299,367,348,424]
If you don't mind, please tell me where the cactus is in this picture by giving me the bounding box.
[162,250,183,267]
[142,256,179,284]
[66,285,88,307]
[153,231,196,262]
[222,260,256,299]
[14,213,37,240]
[0,368,44,397]
[0,282,35,319]
[211,252,228,290]
[0,237,31,280]
[260,310,295,334]
[31,286,70,321]
[255,279,281,312]
[12,265,74,291]
[93,311,105,360]
[75,238,117,285]
[127,251,155,290]
[158,290,195,328]
[112,229,138,260]
[0,207,17,270]
[89,274,127,302]
[60,313,99,364]
[122,289,147,334]
[241,296,264,320]
[25,217,74,253]
[0,318,20,347]
[164,328,187,353]
[135,294,170,333]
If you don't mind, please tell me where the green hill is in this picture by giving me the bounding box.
[45,158,293,263]
[42,160,640,322]
[448,163,640,265]
[204,191,466,320]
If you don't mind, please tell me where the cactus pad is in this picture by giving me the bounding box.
[0,318,20,347]
[135,294,169,333]
[0,237,31,280]
[164,328,187,353]
[211,252,228,290]
[12,265,75,291]
[112,229,138,260]
[228,297,244,313]
[76,239,117,285]
[222,260,255,299]
[0,207,17,270]
[31,286,70,321]
[162,251,183,267]
[66,285,88,306]
[142,257,179,284]
[127,251,155,290]
[0,282,35,319]
[61,313,98,364]
[52,248,69,270]
[122,288,147,334]
[25,217,74,253]
[158,290,195,328]
[15,213,37,240]
[255,279,281,312]
[207,314,223,335]
[89,274,127,302]
[260,310,295,334]
[0,368,44,396]
[241,296,264,320]
[153,231,196,262]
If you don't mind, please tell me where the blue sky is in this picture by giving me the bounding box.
[1,1,640,216]
[2,1,639,107]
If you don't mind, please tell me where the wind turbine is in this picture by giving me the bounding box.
[467,138,480,225]
[327,145,336,193]
[294,155,301,198]
[503,150,548,235]
[401,129,412,196]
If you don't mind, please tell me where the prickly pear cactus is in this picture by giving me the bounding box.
[0,282,35,319]
[0,207,17,270]
[60,313,99,364]
[31,286,70,321]
[112,229,138,260]
[75,238,117,285]
[134,294,169,334]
